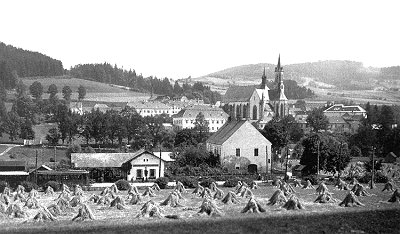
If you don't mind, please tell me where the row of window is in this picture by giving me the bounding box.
[141,109,179,114]
[136,168,156,178]
[236,148,259,157]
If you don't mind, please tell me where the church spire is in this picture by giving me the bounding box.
[277,54,281,69]
[260,66,266,89]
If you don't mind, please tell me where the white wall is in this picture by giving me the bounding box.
[127,153,165,181]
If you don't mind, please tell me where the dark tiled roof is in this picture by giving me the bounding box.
[207,120,247,145]
[0,161,26,167]
[223,86,257,102]
[386,152,398,158]
[71,149,163,168]
[172,105,228,119]
[327,116,347,124]
[324,104,365,113]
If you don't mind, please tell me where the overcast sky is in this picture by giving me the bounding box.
[1,0,399,79]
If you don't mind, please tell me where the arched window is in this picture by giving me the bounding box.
[236,105,241,119]
[252,105,258,120]
[243,105,248,119]
[280,103,284,117]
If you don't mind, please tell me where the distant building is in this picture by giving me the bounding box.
[71,149,168,182]
[126,101,176,117]
[323,104,367,118]
[206,120,272,174]
[326,116,351,133]
[223,55,289,129]
[0,161,29,187]
[172,105,229,132]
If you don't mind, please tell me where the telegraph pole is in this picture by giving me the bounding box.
[284,146,290,182]
[54,146,57,170]
[370,147,375,189]
[35,150,38,184]
[317,140,320,179]
[159,147,162,178]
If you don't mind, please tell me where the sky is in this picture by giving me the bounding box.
[1,0,399,79]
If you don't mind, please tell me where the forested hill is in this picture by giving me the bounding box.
[69,63,222,104]
[0,42,64,89]
[203,60,400,90]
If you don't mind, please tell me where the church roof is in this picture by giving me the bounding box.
[207,120,247,145]
[223,85,257,103]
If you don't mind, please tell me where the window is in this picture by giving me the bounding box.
[236,148,240,157]
[212,120,214,124]
[216,120,219,124]
[136,169,143,178]
[254,148,259,156]
[212,127,214,130]
[268,159,271,163]
[221,120,224,124]
[149,169,156,178]
[186,120,188,124]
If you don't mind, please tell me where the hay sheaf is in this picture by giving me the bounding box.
[267,190,287,206]
[241,197,265,213]
[339,191,365,207]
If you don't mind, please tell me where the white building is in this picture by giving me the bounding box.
[126,101,177,117]
[172,105,229,132]
[323,104,367,118]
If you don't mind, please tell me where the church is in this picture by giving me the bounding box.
[223,55,289,129]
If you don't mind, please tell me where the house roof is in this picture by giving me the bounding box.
[0,160,26,167]
[152,152,175,162]
[223,85,257,102]
[126,101,171,110]
[292,165,306,171]
[71,149,164,168]
[327,116,347,124]
[386,152,398,158]
[207,120,248,145]
[172,105,228,119]
[324,104,366,113]
[0,171,29,176]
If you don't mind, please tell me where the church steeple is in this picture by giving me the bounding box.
[260,67,267,89]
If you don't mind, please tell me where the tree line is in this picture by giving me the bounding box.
[69,63,222,104]
[0,42,64,89]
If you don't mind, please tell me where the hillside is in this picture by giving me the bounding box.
[0,42,64,89]
[195,60,400,91]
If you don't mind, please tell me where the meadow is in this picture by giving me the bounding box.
[0,182,399,234]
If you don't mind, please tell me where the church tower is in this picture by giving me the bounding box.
[274,54,288,118]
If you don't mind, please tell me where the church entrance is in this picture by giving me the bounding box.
[248,164,258,174]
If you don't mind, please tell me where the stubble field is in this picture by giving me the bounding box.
[1,182,399,234]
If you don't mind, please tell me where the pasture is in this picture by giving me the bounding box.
[0,181,399,234]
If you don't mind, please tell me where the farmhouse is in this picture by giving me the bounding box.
[172,105,229,132]
[206,120,272,174]
[71,149,168,182]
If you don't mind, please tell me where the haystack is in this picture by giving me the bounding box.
[352,184,372,197]
[47,204,62,216]
[0,194,10,205]
[240,187,253,198]
[57,190,71,201]
[209,182,217,192]
[221,191,239,204]
[16,185,25,194]
[336,180,349,190]
[2,187,12,197]
[0,202,7,213]
[45,186,54,195]
[234,181,243,192]
[175,181,186,194]
[280,182,295,196]
[314,193,338,203]
[173,189,184,201]
[136,200,163,218]
[388,189,400,203]
[88,194,100,203]
[282,195,304,210]
[272,178,282,187]
[73,185,84,196]
[235,184,247,195]
[32,207,56,222]
[100,187,110,196]
[129,193,142,205]
[72,203,95,221]
[382,181,395,192]
[128,185,139,195]
[339,191,364,207]
[24,197,40,209]
[302,180,315,189]
[57,197,72,212]
[200,188,212,198]
[142,187,156,197]
[250,181,258,189]
[213,187,225,200]
[110,184,119,194]
[97,195,112,205]
[267,190,287,206]
[198,197,223,216]
[28,189,38,199]
[14,192,26,202]
[192,183,204,195]
[6,204,26,218]
[61,184,71,194]
[241,197,266,213]
[110,196,125,208]
[160,192,184,207]
[293,179,302,187]
[69,196,82,207]
[151,183,161,191]
[316,182,329,195]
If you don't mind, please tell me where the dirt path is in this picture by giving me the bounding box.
[0,144,20,157]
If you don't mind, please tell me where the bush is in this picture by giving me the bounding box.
[20,181,39,192]
[175,176,198,188]
[199,178,216,188]
[359,171,389,184]
[44,181,60,192]
[155,177,169,189]
[0,181,8,193]
[115,179,131,191]
[223,177,240,187]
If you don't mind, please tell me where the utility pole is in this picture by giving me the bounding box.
[317,140,320,179]
[370,147,375,189]
[35,150,38,185]
[159,147,162,178]
[338,141,342,181]
[54,146,57,170]
[284,146,290,182]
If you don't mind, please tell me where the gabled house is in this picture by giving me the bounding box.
[206,120,272,174]
[71,149,168,182]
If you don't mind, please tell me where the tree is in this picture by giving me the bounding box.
[174,129,198,147]
[3,111,21,141]
[12,95,37,122]
[46,128,60,146]
[306,108,329,132]
[47,84,58,99]
[261,117,289,155]
[62,85,72,101]
[15,80,26,98]
[78,85,86,101]
[193,112,209,143]
[29,81,43,100]
[173,81,183,96]
[350,145,363,158]
[144,115,165,149]
[19,119,35,140]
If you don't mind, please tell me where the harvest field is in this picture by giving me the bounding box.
[1,181,399,234]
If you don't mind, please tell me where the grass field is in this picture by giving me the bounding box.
[0,183,399,233]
